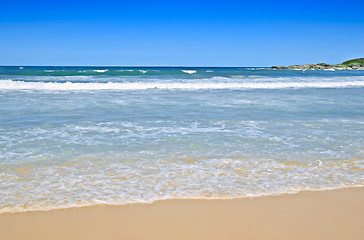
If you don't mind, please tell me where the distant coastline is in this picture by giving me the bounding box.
[272,58,364,70]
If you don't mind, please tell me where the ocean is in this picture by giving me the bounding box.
[0,66,363,213]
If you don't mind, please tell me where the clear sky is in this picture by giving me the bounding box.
[1,0,363,66]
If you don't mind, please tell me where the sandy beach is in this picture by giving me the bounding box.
[1,187,363,240]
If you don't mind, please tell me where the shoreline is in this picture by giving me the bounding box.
[1,187,363,240]
[1,185,363,215]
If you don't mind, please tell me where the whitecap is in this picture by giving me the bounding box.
[181,70,196,74]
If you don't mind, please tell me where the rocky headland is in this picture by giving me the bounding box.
[272,58,364,70]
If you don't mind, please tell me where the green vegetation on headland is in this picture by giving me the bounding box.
[272,58,364,70]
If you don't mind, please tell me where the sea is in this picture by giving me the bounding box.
[0,66,363,213]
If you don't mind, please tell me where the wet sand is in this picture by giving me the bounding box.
[1,187,363,240]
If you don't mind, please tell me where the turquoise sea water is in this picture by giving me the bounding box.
[0,66,363,213]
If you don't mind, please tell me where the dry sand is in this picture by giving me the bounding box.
[1,187,363,240]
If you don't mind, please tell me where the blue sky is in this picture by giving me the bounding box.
[1,0,363,66]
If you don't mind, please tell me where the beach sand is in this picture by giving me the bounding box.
[1,187,363,240]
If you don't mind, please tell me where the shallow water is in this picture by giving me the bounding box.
[0,67,363,213]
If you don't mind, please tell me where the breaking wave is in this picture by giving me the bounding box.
[1,79,364,91]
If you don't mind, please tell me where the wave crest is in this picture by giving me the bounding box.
[1,79,364,91]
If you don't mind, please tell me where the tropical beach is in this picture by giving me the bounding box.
[0,66,363,240]
[1,1,363,239]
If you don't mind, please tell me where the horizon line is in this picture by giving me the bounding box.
[0,65,271,68]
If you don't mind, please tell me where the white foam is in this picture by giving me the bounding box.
[181,70,196,74]
[93,70,108,73]
[211,76,230,80]
[0,158,363,214]
[1,79,364,91]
